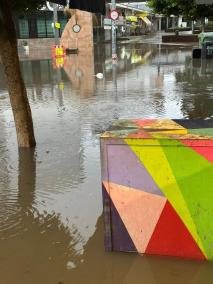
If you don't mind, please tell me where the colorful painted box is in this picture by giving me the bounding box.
[100,119,213,260]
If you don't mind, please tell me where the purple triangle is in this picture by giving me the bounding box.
[102,184,137,252]
[107,144,163,196]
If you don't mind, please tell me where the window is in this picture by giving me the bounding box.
[46,19,54,38]
[37,17,47,38]
[19,17,29,38]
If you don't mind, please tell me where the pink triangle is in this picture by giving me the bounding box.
[103,181,167,253]
[133,119,157,128]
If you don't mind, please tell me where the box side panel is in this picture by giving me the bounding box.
[156,141,213,259]
[100,138,113,251]
[124,139,213,260]
[105,143,167,254]
[103,139,213,260]
[104,142,166,253]
[101,140,145,252]
[105,143,139,252]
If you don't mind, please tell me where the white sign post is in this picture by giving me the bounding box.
[110,0,118,61]
[46,1,59,45]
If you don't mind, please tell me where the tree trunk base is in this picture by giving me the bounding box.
[0,40,36,147]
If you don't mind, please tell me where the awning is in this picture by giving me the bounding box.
[51,0,106,15]
[140,16,152,26]
[126,16,138,22]
[137,12,148,18]
[126,15,152,26]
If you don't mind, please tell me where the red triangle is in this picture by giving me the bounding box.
[145,201,206,260]
[180,140,213,164]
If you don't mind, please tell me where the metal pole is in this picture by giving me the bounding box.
[191,20,194,34]
[53,3,59,45]
[112,62,117,91]
[166,17,169,30]
[159,17,162,31]
[111,0,117,59]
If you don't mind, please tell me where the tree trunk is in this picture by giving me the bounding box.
[0,1,36,147]
[18,148,36,209]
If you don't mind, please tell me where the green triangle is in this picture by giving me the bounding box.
[160,138,213,259]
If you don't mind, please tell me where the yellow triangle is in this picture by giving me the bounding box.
[124,138,207,258]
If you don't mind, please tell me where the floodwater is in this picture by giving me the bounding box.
[1,38,213,284]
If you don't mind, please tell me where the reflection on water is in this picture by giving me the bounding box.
[175,57,213,118]
[0,42,213,283]
[63,49,95,95]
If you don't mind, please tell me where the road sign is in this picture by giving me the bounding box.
[104,26,112,30]
[110,9,119,21]
[55,22,61,29]
[112,53,118,61]
[104,18,112,25]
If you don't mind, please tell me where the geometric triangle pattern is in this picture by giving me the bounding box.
[124,138,206,258]
[101,119,213,260]
[145,201,206,260]
[102,183,137,252]
[107,144,164,196]
[180,139,213,164]
[159,138,213,259]
[103,181,167,253]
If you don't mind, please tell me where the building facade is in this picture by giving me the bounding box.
[13,10,68,39]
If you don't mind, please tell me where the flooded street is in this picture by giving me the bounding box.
[1,39,213,283]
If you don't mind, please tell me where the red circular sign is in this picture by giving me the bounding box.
[110,9,119,21]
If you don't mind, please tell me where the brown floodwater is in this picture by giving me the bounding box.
[0,40,213,284]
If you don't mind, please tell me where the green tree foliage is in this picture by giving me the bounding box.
[148,0,213,20]
[11,0,46,12]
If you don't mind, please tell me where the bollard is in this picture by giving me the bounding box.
[201,42,213,59]
[192,48,201,59]
[52,56,66,69]
[100,119,213,260]
[51,45,66,58]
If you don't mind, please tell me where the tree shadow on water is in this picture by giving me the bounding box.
[0,149,84,284]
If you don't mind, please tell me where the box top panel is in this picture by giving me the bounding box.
[101,119,213,140]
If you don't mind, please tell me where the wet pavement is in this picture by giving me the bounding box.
[1,39,213,283]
